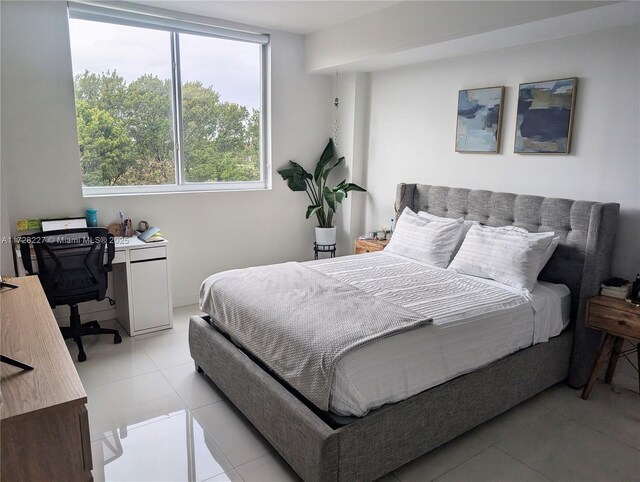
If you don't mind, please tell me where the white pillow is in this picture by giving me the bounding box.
[386,207,464,268]
[488,225,560,275]
[538,235,560,273]
[418,211,479,258]
[448,224,556,291]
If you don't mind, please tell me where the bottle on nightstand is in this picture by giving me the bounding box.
[630,273,640,300]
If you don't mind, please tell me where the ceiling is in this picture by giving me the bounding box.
[123,1,636,73]
[129,1,399,35]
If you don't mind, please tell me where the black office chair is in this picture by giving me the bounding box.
[20,227,122,362]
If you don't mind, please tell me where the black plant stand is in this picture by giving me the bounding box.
[314,243,336,260]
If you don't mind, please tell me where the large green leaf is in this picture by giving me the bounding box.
[323,186,346,212]
[344,182,366,193]
[276,140,366,226]
[322,156,344,183]
[277,161,312,191]
[334,179,366,195]
[305,204,322,219]
[314,139,335,186]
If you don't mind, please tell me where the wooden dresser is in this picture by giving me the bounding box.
[1,276,92,481]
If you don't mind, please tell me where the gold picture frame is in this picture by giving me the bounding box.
[455,86,505,154]
[514,77,578,154]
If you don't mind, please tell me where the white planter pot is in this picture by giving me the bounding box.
[315,227,337,245]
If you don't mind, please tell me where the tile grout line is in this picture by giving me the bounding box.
[394,387,577,481]
[86,368,188,442]
[187,398,270,471]
[443,404,559,479]
[89,407,186,444]
[493,446,554,481]
[81,365,160,391]
[201,468,246,482]
[89,410,235,482]
[548,403,640,453]
[234,453,271,471]
[157,362,226,411]
[77,336,160,391]
[399,396,569,481]
[473,404,556,447]
[232,452,283,479]
[493,405,640,481]
[422,445,493,482]
[85,308,253,481]
[135,334,193,371]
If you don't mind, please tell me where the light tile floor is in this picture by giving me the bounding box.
[71,307,640,482]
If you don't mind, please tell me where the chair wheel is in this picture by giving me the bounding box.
[114,333,122,344]
[78,351,87,362]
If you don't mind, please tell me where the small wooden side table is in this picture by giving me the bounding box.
[582,295,640,399]
[354,239,389,254]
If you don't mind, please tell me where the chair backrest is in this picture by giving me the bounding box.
[19,228,115,308]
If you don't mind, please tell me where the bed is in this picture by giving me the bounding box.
[189,183,619,481]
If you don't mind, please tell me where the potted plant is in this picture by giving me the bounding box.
[278,139,366,245]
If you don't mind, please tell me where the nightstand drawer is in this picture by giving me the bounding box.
[588,303,640,341]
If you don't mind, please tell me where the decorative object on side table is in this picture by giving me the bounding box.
[600,277,632,299]
[107,222,122,237]
[582,295,640,399]
[277,139,366,246]
[515,77,577,154]
[355,238,389,254]
[455,86,505,153]
[85,208,98,227]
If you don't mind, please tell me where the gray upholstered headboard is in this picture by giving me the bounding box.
[395,183,620,387]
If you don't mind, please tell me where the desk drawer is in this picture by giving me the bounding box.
[588,304,640,341]
[113,251,126,264]
[130,246,166,262]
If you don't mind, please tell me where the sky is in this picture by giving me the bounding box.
[68,19,261,110]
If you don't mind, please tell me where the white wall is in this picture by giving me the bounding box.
[332,72,370,255]
[0,1,331,306]
[364,24,640,279]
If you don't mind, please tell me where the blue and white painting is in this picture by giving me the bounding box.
[515,78,577,154]
[456,86,504,153]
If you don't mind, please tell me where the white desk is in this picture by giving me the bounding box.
[14,236,173,336]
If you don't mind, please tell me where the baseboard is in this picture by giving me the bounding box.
[173,294,198,308]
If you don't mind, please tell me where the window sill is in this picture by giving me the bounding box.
[82,181,270,197]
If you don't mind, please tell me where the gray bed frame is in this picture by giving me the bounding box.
[189,183,619,481]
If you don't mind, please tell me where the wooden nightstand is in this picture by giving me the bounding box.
[354,239,389,254]
[582,295,640,399]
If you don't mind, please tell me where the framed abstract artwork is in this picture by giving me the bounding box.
[455,86,504,153]
[515,78,577,154]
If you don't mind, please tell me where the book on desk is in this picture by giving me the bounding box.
[137,226,165,243]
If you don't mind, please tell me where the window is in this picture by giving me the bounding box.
[68,3,268,195]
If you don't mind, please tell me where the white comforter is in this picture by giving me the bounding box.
[305,253,570,416]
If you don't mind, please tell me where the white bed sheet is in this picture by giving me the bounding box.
[329,277,570,417]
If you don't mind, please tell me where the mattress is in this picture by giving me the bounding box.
[201,252,571,417]
[312,254,571,416]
